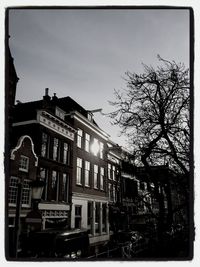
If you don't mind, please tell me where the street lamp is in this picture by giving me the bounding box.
[30,178,45,213]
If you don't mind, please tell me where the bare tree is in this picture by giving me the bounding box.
[109,56,190,243]
[109,55,190,176]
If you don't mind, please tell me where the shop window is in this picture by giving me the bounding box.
[87,202,93,234]
[75,205,82,229]
[102,203,107,233]
[19,155,29,172]
[61,173,69,202]
[95,202,100,234]
[76,158,83,185]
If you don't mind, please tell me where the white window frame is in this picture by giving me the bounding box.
[112,165,116,181]
[94,164,98,189]
[99,142,104,159]
[85,161,90,187]
[77,129,83,148]
[108,164,112,180]
[19,155,29,172]
[85,133,90,152]
[53,138,59,161]
[76,158,83,185]
[100,167,104,190]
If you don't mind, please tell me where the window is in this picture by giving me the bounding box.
[100,167,104,190]
[85,161,90,187]
[8,177,19,205]
[61,173,69,202]
[8,177,31,207]
[53,138,59,161]
[87,202,93,234]
[108,164,112,180]
[51,170,58,201]
[21,180,31,206]
[91,138,99,156]
[108,184,112,200]
[41,132,49,157]
[19,155,29,172]
[102,203,107,233]
[63,142,70,165]
[113,186,116,202]
[75,205,82,229]
[99,142,104,159]
[94,165,98,189]
[95,202,100,234]
[76,158,82,185]
[85,133,90,152]
[40,168,48,200]
[55,107,65,120]
[112,165,116,181]
[77,129,83,148]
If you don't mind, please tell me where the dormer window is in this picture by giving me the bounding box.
[55,107,65,120]
[87,112,93,121]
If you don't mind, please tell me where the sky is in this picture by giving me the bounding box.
[8,8,190,148]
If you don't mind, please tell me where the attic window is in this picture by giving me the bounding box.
[87,112,93,121]
[55,107,65,120]
[19,155,29,172]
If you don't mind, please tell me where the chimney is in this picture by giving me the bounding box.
[43,88,51,104]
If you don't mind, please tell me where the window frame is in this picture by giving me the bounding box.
[19,155,29,172]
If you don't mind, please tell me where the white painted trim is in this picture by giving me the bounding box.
[12,120,37,126]
[10,135,38,166]
[72,192,108,202]
[71,111,110,140]
[38,203,70,211]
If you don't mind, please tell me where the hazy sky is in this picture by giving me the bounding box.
[8,8,190,148]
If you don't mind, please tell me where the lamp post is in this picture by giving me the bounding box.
[30,179,45,210]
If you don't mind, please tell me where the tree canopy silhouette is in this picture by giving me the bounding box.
[109,55,190,177]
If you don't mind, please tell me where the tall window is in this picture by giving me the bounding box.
[61,173,69,202]
[51,170,58,201]
[91,138,99,156]
[9,177,31,207]
[112,165,116,180]
[63,142,69,165]
[77,129,83,148]
[113,186,116,202]
[85,133,90,152]
[75,205,82,229]
[87,202,93,234]
[19,155,29,172]
[108,164,112,180]
[21,180,31,206]
[8,177,19,205]
[100,167,104,190]
[108,184,112,200]
[85,161,90,187]
[94,165,98,189]
[40,168,48,200]
[95,202,100,234]
[41,132,49,157]
[53,138,59,161]
[76,158,82,185]
[99,142,104,159]
[102,203,107,233]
